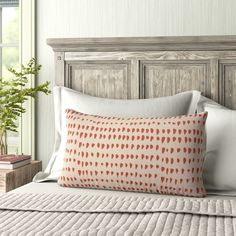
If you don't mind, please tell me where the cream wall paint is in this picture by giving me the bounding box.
[36,0,236,169]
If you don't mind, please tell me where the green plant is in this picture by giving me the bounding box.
[0,58,51,154]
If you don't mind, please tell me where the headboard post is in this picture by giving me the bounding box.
[54,51,65,86]
[48,36,236,109]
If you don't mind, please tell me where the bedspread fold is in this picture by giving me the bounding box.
[0,192,236,235]
[0,192,236,216]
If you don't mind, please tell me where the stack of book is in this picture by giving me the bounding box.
[0,155,31,170]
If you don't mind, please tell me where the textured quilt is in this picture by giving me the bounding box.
[0,192,236,235]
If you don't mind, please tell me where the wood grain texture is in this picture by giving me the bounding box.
[66,62,131,99]
[55,52,65,86]
[65,51,236,61]
[48,36,236,107]
[219,60,236,108]
[0,161,42,193]
[47,35,236,52]
[139,60,210,98]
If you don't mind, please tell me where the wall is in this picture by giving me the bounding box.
[36,0,236,169]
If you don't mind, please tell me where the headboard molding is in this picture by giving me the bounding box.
[47,35,236,109]
[47,35,236,52]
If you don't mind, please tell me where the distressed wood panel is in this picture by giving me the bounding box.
[48,37,236,107]
[47,36,236,52]
[66,61,133,99]
[0,161,42,193]
[219,60,236,109]
[65,51,236,61]
[55,52,65,86]
[140,61,210,98]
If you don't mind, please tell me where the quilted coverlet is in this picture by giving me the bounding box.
[0,192,236,235]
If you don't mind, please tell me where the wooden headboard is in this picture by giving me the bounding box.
[47,36,236,109]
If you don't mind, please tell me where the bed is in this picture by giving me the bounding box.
[1,35,236,235]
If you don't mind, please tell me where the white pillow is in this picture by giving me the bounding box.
[197,95,227,112]
[34,86,201,182]
[203,104,236,191]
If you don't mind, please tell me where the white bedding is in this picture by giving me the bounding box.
[46,87,201,182]
[12,182,236,200]
[0,182,235,235]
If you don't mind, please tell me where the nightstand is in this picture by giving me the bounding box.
[0,161,42,193]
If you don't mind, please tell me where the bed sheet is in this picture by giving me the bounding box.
[12,182,236,200]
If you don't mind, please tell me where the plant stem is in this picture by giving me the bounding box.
[0,130,7,155]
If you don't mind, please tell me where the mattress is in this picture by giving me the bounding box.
[0,182,235,235]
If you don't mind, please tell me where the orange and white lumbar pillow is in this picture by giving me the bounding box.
[58,109,207,197]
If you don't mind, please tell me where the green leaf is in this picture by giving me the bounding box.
[0,58,51,133]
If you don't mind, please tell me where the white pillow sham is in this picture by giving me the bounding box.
[203,104,236,191]
[197,95,227,112]
[34,86,201,182]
